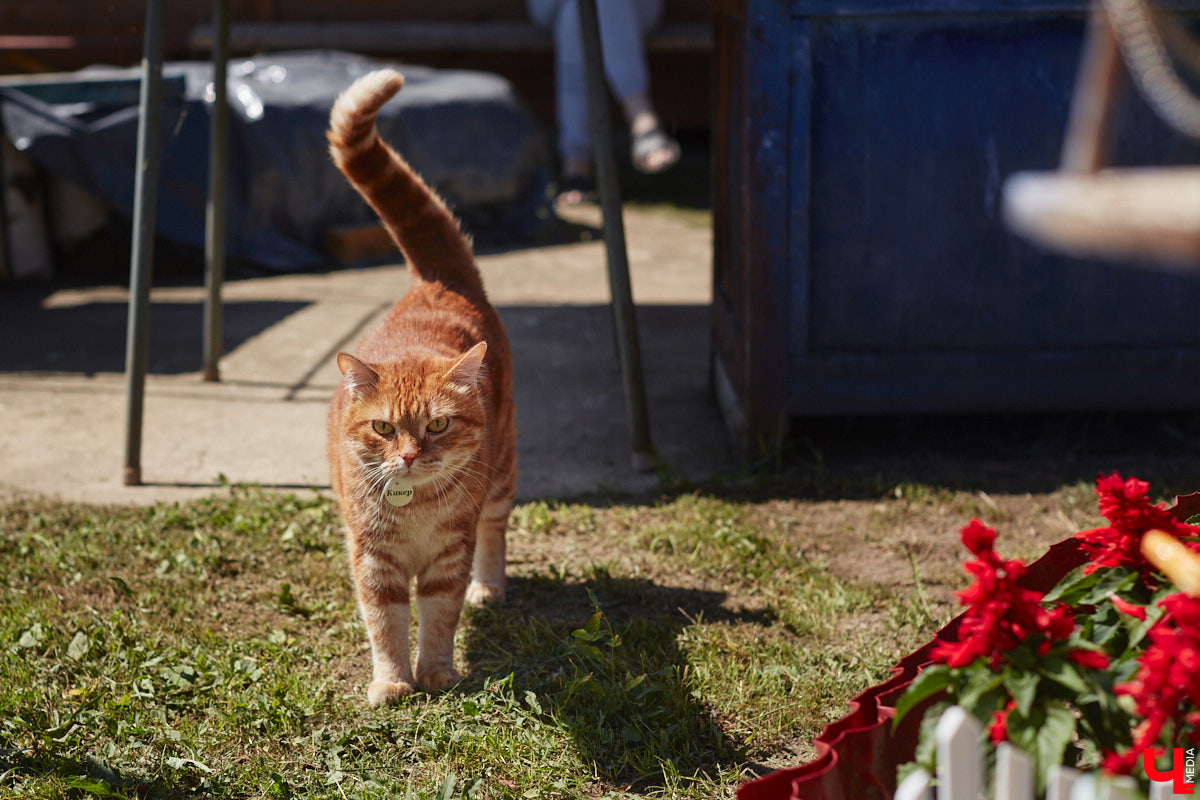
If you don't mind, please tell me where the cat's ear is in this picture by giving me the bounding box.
[444,341,487,387]
[336,352,379,395]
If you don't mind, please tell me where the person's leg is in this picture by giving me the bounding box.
[599,0,678,173]
[597,0,660,105]
[549,0,592,178]
[526,0,560,29]
[549,0,677,199]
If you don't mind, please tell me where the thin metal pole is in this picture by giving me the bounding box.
[0,118,10,283]
[122,0,165,486]
[577,0,655,469]
[202,0,231,382]
[1060,2,1123,173]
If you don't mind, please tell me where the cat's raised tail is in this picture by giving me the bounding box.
[327,69,484,296]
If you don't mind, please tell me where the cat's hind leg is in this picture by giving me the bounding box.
[414,579,467,690]
[467,491,512,605]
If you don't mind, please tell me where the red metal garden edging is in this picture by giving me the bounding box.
[738,538,1090,800]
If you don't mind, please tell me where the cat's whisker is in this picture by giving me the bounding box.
[432,474,453,518]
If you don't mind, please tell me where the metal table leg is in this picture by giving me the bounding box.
[122,0,165,486]
[577,0,656,470]
[1060,1,1123,173]
[202,0,230,382]
[0,120,10,283]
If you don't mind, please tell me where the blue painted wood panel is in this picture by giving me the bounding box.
[713,0,1200,437]
[805,14,1200,355]
[791,1,1197,14]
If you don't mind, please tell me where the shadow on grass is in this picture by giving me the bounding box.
[683,410,1200,507]
[461,571,766,791]
[0,748,194,800]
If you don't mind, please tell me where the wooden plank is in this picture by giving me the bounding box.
[0,36,75,49]
[1148,778,1176,800]
[935,706,981,800]
[0,0,517,27]
[711,0,749,445]
[787,17,812,360]
[785,348,1200,416]
[1003,168,1200,267]
[187,20,711,53]
[790,0,1200,15]
[1046,764,1081,800]
[740,0,795,447]
[1065,774,1140,800]
[1102,776,1139,800]
[893,769,933,800]
[268,0,524,20]
[189,20,549,52]
[996,742,1034,800]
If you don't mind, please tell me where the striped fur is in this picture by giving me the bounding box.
[326,69,517,706]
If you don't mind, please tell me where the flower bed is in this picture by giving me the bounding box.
[739,474,1200,800]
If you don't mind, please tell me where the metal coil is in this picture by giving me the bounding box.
[1102,0,1200,138]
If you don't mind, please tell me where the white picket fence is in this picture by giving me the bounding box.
[894,706,1184,800]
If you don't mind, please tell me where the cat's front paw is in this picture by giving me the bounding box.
[367,679,414,706]
[416,666,462,692]
[465,580,504,605]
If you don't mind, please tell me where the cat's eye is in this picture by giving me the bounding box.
[427,416,450,434]
[372,420,395,436]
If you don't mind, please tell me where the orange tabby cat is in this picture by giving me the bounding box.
[326,69,517,705]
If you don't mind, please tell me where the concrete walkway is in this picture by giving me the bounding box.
[0,205,727,506]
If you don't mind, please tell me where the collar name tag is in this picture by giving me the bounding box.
[385,478,414,507]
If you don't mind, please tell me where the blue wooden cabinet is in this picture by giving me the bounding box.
[712,0,1200,445]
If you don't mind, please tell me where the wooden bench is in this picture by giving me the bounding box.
[187,20,712,55]
[187,18,713,129]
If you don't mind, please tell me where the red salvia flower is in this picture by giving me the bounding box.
[1100,747,1140,776]
[1076,473,1200,575]
[1067,648,1110,670]
[1108,593,1148,621]
[932,520,1080,669]
[988,700,1017,745]
[1107,593,1200,773]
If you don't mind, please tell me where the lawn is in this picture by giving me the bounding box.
[4,412,1200,798]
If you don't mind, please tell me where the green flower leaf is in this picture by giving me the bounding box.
[1088,615,1124,649]
[958,665,1005,710]
[894,664,952,726]
[1079,568,1138,606]
[907,699,949,776]
[1003,670,1040,717]
[1007,703,1076,791]
[1125,601,1167,650]
[1039,656,1087,695]
[1042,565,1104,605]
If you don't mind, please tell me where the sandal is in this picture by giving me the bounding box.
[631,126,680,174]
[556,174,596,206]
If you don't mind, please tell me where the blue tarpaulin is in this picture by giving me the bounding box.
[0,51,549,270]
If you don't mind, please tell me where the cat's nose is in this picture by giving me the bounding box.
[401,453,417,467]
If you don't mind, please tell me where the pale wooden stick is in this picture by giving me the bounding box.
[1142,530,1200,597]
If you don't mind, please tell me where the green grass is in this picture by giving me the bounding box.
[0,486,953,799]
